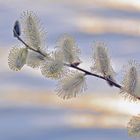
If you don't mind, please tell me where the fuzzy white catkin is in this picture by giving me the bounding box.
[121,60,140,101]
[127,115,140,137]
[8,47,28,71]
[91,42,115,78]
[41,51,66,79]
[56,71,87,99]
[26,50,45,68]
[21,11,47,52]
[56,34,81,64]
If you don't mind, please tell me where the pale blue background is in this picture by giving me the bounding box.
[0,0,140,140]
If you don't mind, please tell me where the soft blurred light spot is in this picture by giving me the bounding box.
[75,16,140,36]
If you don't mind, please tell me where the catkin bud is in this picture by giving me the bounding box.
[26,50,46,68]
[56,71,87,99]
[127,115,140,137]
[91,42,115,86]
[121,60,140,101]
[56,34,81,64]
[41,50,66,79]
[21,11,47,52]
[8,47,28,71]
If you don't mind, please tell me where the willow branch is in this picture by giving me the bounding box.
[13,29,122,89]
[65,63,122,89]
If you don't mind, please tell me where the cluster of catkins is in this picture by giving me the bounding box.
[8,11,140,137]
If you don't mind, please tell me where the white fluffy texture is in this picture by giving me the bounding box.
[41,51,65,79]
[57,71,86,99]
[56,34,80,64]
[26,50,45,68]
[121,60,140,101]
[8,47,28,71]
[21,11,47,51]
[127,115,140,137]
[91,42,115,77]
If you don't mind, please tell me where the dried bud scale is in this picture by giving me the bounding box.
[13,20,21,37]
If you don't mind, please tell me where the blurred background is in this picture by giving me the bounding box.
[0,0,140,140]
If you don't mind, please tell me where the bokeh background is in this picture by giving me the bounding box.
[0,0,140,140]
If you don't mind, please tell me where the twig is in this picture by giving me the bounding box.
[13,29,46,57]
[65,63,122,89]
[13,29,122,89]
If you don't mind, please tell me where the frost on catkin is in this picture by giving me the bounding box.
[41,51,66,79]
[56,71,87,99]
[127,115,140,137]
[56,34,81,64]
[21,11,47,52]
[8,47,28,71]
[121,60,140,101]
